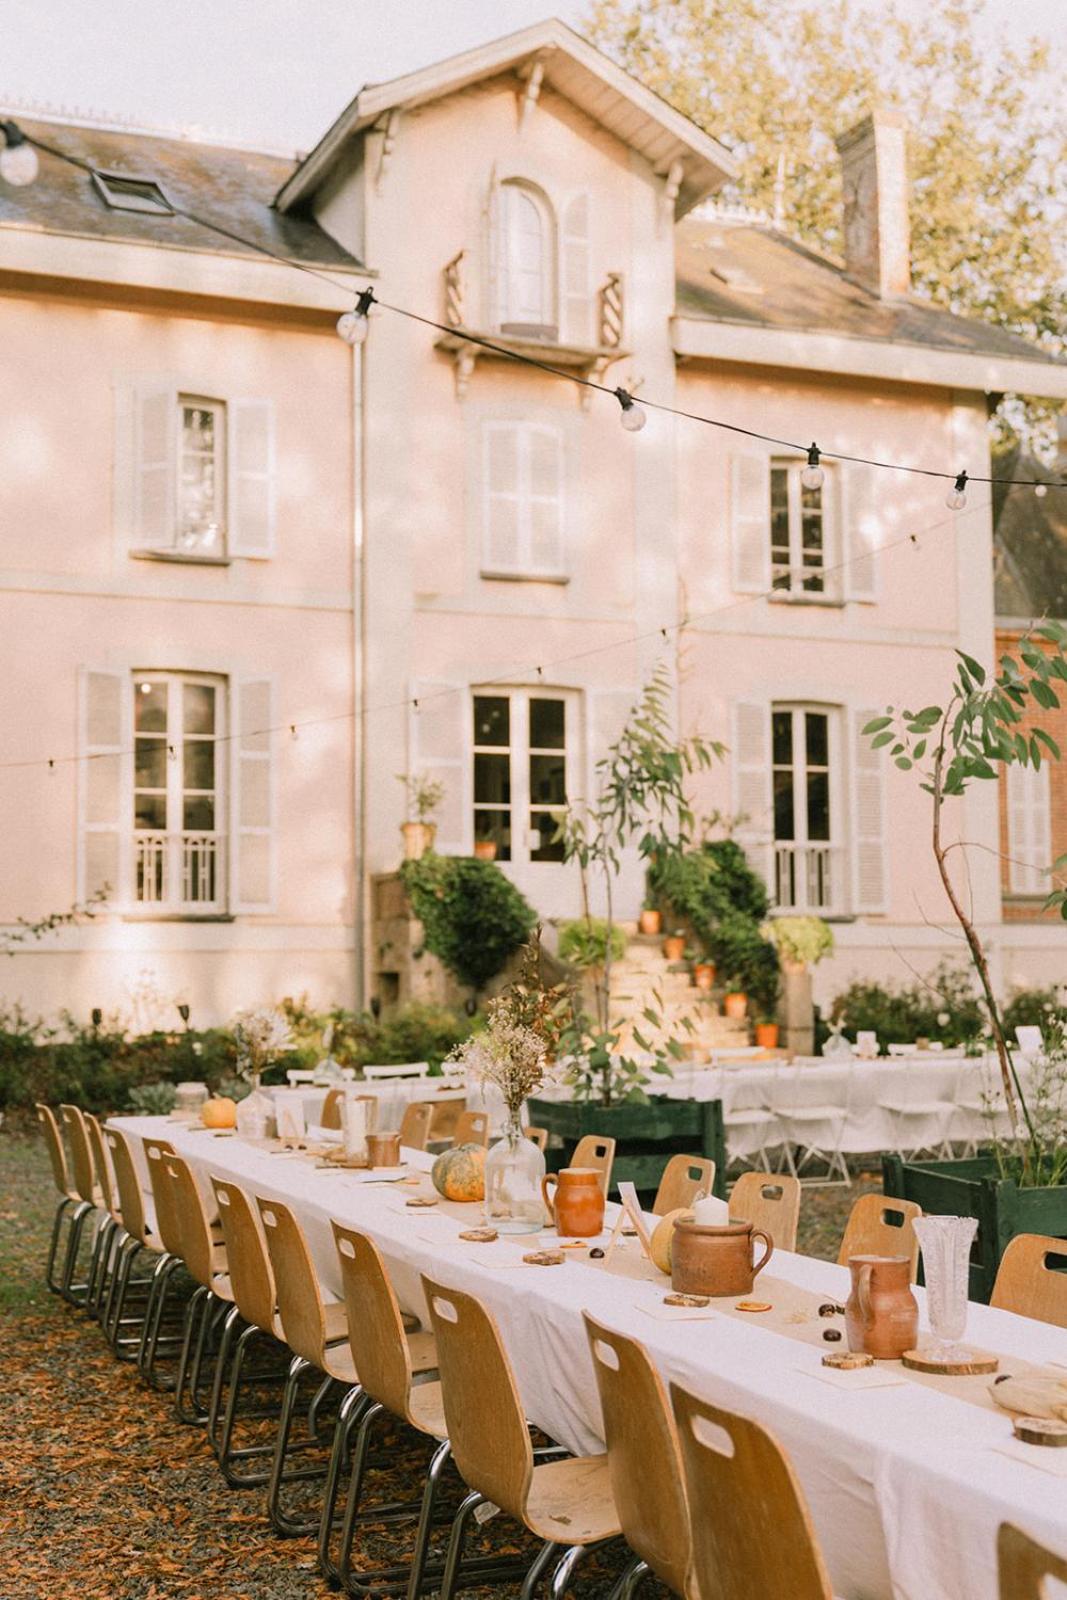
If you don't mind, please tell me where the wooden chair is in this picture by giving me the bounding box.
[671,1382,833,1600]
[163,1152,233,1424]
[427,1098,464,1142]
[138,1136,189,1390]
[399,1102,435,1151]
[321,1088,376,1133]
[452,1109,490,1148]
[837,1194,921,1280]
[423,1274,621,1599]
[102,1126,166,1358]
[729,1172,802,1253]
[35,1103,85,1296]
[583,1313,697,1598]
[571,1135,616,1197]
[321,1223,444,1590]
[653,1155,716,1217]
[364,1062,430,1080]
[998,1523,1067,1598]
[991,1233,1067,1328]
[83,1112,123,1316]
[58,1104,104,1306]
[525,1125,548,1153]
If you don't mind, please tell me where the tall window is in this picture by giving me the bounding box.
[498,180,556,337]
[770,458,834,597]
[177,397,225,555]
[134,673,225,911]
[472,691,570,866]
[772,705,842,911]
[1007,761,1052,895]
[482,422,565,578]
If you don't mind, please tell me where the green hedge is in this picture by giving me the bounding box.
[400,853,537,991]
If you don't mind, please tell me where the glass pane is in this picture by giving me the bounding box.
[473,696,509,747]
[530,810,566,862]
[179,403,222,552]
[773,770,795,841]
[805,713,829,767]
[183,740,215,791]
[772,710,793,767]
[474,752,510,805]
[135,738,166,789]
[529,752,566,807]
[806,772,831,841]
[183,796,215,831]
[135,681,167,733]
[529,698,565,750]
[134,793,166,830]
[183,683,216,735]
[474,808,511,862]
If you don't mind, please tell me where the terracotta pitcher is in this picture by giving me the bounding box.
[845,1255,918,1359]
[541,1168,605,1238]
[671,1218,774,1298]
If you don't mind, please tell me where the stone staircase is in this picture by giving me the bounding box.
[603,932,750,1057]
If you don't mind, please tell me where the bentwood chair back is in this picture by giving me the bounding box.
[105,1128,151,1246]
[59,1104,98,1205]
[321,1089,376,1133]
[84,1113,118,1219]
[331,1222,433,1424]
[37,1104,74,1199]
[997,1522,1067,1597]
[671,1383,833,1600]
[163,1154,224,1291]
[837,1193,921,1279]
[143,1138,182,1258]
[571,1135,616,1197]
[525,1125,548,1153]
[452,1110,490,1148]
[584,1314,695,1598]
[257,1194,331,1367]
[399,1102,435,1151]
[991,1233,1067,1328]
[729,1172,801,1253]
[211,1177,277,1333]
[654,1155,716,1217]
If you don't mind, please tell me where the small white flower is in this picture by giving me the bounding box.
[936,1011,950,1028]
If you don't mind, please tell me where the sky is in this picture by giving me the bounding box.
[0,0,1063,155]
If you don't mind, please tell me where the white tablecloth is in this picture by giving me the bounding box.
[268,1078,467,1134]
[111,1115,1067,1600]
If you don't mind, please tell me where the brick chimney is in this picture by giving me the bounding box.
[835,111,910,297]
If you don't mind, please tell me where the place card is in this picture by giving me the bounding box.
[795,1362,909,1391]
[994,1440,1067,1479]
[638,1303,719,1323]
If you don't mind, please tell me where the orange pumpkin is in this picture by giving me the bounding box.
[650,1207,693,1275]
[201,1096,237,1130]
[431,1142,487,1202]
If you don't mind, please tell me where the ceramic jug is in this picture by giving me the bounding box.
[541,1168,605,1238]
[670,1217,774,1298]
[845,1255,918,1359]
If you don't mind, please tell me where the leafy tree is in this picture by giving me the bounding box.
[400,854,537,993]
[586,0,1065,451]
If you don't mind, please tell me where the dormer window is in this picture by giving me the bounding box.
[497,179,557,339]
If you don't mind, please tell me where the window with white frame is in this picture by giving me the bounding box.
[133,673,226,912]
[482,421,565,578]
[472,691,571,866]
[770,458,836,597]
[1007,760,1052,895]
[497,180,557,337]
[177,397,226,555]
[771,704,844,912]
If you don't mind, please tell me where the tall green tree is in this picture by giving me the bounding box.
[586,0,1065,452]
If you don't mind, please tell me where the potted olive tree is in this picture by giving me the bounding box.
[397,774,445,860]
[872,627,1067,1300]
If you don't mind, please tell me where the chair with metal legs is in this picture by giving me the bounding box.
[57,1104,105,1306]
[570,1136,616,1197]
[163,1153,234,1425]
[652,1155,716,1217]
[35,1104,86,1296]
[837,1194,921,1281]
[83,1113,124,1318]
[728,1172,802,1253]
[583,1314,697,1598]
[422,1274,623,1599]
[137,1136,192,1391]
[101,1126,166,1359]
[998,1522,1067,1598]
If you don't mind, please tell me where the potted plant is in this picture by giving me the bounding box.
[638,904,662,936]
[754,1016,779,1049]
[692,959,716,993]
[764,914,834,1056]
[397,774,445,860]
[663,929,687,962]
[723,988,748,1021]
[868,628,1067,1299]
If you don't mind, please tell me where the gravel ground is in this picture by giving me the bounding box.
[0,1127,878,1599]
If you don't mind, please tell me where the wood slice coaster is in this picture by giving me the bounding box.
[405,1196,438,1208]
[664,1292,710,1308]
[523,1249,564,1266]
[458,1228,498,1243]
[902,1347,999,1376]
[1013,1417,1067,1448]
[823,1352,874,1371]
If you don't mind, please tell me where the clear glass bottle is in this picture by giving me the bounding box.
[236,1072,276,1140]
[484,1115,547,1234]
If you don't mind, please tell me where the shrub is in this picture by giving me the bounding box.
[764,915,834,968]
[401,853,537,992]
[557,917,627,970]
[827,962,985,1050]
[1002,986,1067,1037]
[649,842,778,1012]
[128,1081,177,1115]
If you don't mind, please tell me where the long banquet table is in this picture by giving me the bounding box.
[111,1115,1067,1600]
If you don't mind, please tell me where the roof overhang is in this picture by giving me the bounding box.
[275,18,737,218]
[673,314,1067,399]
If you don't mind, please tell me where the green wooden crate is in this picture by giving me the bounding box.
[527,1095,727,1200]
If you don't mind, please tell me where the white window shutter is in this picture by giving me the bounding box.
[528,426,564,573]
[730,452,771,594]
[1007,762,1051,893]
[229,400,276,558]
[483,423,522,572]
[409,681,469,854]
[230,676,274,912]
[134,385,177,550]
[79,667,129,903]
[731,700,772,888]
[841,462,879,601]
[561,193,591,345]
[850,707,888,913]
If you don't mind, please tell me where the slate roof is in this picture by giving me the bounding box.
[676,215,1065,369]
[0,119,361,271]
[994,446,1067,621]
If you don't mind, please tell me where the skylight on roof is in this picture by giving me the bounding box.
[91,171,174,216]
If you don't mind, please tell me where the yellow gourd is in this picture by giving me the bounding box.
[201,1096,237,1129]
[650,1207,693,1275]
[431,1142,487,1202]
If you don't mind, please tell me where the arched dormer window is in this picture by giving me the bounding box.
[494,179,557,339]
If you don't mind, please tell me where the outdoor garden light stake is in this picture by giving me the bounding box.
[801,442,825,490]
[615,387,648,432]
[336,286,376,345]
[946,470,968,510]
[0,121,39,187]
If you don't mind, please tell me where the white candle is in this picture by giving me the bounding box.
[342,1093,368,1160]
[692,1193,730,1226]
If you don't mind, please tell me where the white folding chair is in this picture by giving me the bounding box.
[877,1058,958,1160]
[774,1060,852,1187]
[953,1056,1014,1157]
[362,1062,431,1081]
[722,1064,784,1174]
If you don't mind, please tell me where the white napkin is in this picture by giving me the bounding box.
[796,1362,909,1391]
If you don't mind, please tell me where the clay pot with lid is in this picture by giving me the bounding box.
[670,1217,774,1298]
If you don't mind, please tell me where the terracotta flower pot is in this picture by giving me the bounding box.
[723,991,748,1020]
[663,935,686,962]
[755,1021,779,1049]
[693,962,716,992]
[473,839,498,861]
[639,909,662,936]
[401,821,436,860]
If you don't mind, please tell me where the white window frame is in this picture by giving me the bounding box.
[481,420,566,580]
[497,179,558,337]
[771,702,847,914]
[1007,760,1052,896]
[176,394,227,558]
[471,688,577,873]
[132,671,228,915]
[769,457,839,602]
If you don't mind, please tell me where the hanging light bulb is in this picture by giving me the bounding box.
[0,121,39,187]
[945,470,968,511]
[801,442,824,491]
[615,387,647,432]
[1035,483,1048,499]
[336,287,376,345]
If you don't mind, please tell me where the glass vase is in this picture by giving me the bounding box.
[484,1117,546,1235]
[913,1214,978,1361]
[236,1072,276,1141]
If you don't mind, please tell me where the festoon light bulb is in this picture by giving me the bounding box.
[945,470,968,511]
[0,122,38,187]
[615,387,647,432]
[801,442,824,491]
[336,287,376,345]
